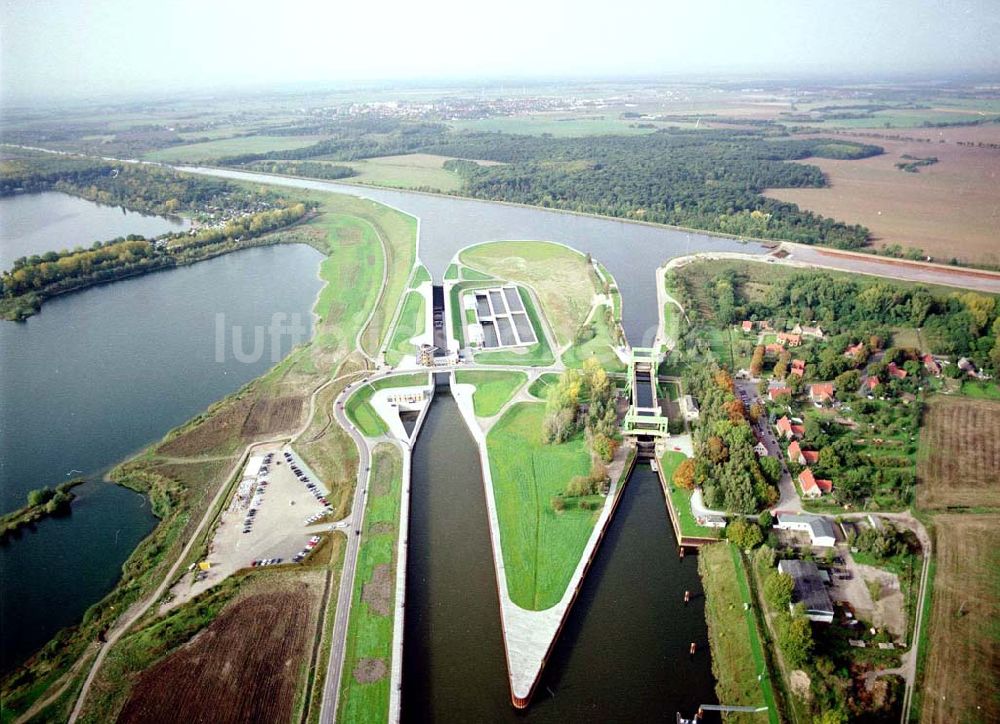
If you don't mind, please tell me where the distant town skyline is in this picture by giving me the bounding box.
[3,0,999,104]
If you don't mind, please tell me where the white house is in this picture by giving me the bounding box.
[775,513,837,547]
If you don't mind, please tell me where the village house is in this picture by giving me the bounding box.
[753,440,769,457]
[922,354,941,376]
[799,468,833,498]
[741,320,754,333]
[790,359,806,377]
[809,382,835,404]
[866,375,880,392]
[777,332,802,347]
[958,357,977,377]
[887,362,907,380]
[769,384,792,401]
[844,342,865,359]
[681,394,700,421]
[794,324,825,339]
[775,415,805,440]
[778,559,836,622]
[765,342,784,357]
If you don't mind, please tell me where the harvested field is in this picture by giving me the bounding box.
[917,396,1000,509]
[240,396,304,436]
[920,514,1000,724]
[118,579,322,724]
[156,397,255,458]
[766,136,1000,266]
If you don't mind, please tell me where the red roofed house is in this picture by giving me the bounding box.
[788,441,819,465]
[791,359,806,377]
[844,342,865,359]
[778,332,802,347]
[766,343,784,357]
[769,385,792,402]
[922,354,941,376]
[799,469,833,498]
[809,383,835,404]
[887,362,907,380]
[776,416,804,440]
[866,375,880,391]
[741,320,754,333]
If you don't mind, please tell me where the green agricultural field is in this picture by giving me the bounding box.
[455,370,527,417]
[143,135,326,162]
[339,153,464,192]
[486,402,596,610]
[699,544,780,723]
[659,451,721,540]
[959,380,1000,399]
[384,291,425,366]
[338,444,403,724]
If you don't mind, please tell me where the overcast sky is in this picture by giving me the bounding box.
[3,0,999,104]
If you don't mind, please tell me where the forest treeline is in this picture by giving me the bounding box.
[211,121,881,249]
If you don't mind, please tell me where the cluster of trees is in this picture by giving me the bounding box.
[1,203,309,305]
[434,131,878,248]
[850,523,910,562]
[684,365,780,513]
[708,268,1000,374]
[541,360,620,498]
[244,160,357,180]
[0,480,80,539]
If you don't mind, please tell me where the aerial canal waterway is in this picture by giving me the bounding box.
[403,390,717,721]
[2,175,740,711]
[0,239,324,672]
[0,190,190,269]
[179,166,772,343]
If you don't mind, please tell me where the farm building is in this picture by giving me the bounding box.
[793,324,824,339]
[777,332,802,347]
[775,513,837,547]
[775,415,804,440]
[778,559,835,623]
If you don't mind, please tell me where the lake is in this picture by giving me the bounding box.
[0,191,190,270]
[0,197,324,670]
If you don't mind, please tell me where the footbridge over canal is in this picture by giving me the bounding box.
[622,347,670,441]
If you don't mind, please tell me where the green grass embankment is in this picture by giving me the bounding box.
[486,403,596,610]
[698,543,780,723]
[454,370,527,417]
[337,444,403,723]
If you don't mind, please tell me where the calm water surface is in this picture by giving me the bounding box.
[3,177,740,713]
[0,237,323,670]
[403,391,717,722]
[0,191,190,269]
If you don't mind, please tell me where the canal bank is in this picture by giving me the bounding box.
[403,388,718,721]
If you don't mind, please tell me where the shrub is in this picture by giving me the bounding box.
[551,496,566,512]
[727,519,763,549]
[764,571,794,610]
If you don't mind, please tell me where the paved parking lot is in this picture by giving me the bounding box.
[164,444,334,609]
